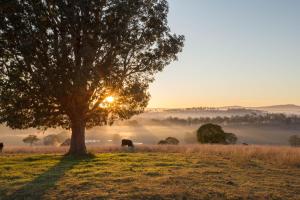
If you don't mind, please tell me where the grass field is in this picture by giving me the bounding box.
[0,145,300,200]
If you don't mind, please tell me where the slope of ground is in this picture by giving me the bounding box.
[0,145,300,200]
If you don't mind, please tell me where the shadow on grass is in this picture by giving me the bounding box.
[4,155,95,200]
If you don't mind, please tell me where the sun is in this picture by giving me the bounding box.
[99,96,116,108]
[105,96,115,103]
[98,96,115,108]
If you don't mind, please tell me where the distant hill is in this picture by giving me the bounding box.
[147,104,300,115]
[254,104,300,110]
[253,104,300,114]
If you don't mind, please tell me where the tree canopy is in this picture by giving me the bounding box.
[23,135,40,146]
[197,124,237,144]
[0,0,184,155]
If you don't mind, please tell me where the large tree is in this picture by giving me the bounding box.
[0,0,184,155]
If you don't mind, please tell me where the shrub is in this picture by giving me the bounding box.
[158,137,180,145]
[197,123,237,144]
[158,140,168,145]
[165,137,180,145]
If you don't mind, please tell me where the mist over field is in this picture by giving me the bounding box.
[2,105,300,146]
[1,1,300,199]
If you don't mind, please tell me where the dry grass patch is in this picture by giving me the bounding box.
[0,145,300,199]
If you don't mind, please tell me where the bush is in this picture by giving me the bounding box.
[158,137,180,145]
[289,135,300,147]
[197,123,237,144]
[165,137,180,145]
[158,140,168,145]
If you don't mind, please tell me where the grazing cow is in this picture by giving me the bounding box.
[242,143,249,146]
[121,139,134,148]
[0,143,3,153]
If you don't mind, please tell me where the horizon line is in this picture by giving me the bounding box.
[146,104,300,109]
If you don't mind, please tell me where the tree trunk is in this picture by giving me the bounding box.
[68,118,87,156]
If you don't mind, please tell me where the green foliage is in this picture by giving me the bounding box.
[197,123,237,144]
[22,135,40,146]
[289,135,300,147]
[0,0,184,129]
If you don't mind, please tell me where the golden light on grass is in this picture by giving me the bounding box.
[2,145,300,199]
[3,145,300,167]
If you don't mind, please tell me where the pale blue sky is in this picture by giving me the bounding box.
[148,0,300,108]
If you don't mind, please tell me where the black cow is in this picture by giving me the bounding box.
[242,143,249,146]
[121,139,134,148]
[0,143,3,153]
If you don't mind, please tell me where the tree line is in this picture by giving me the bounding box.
[148,113,300,126]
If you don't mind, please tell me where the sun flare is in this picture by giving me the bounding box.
[99,96,115,108]
[105,96,115,103]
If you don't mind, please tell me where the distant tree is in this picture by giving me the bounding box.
[0,0,184,155]
[289,135,300,147]
[43,134,60,146]
[197,124,238,144]
[23,135,40,146]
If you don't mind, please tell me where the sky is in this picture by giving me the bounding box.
[148,0,300,108]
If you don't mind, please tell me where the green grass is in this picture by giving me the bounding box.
[0,152,300,200]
